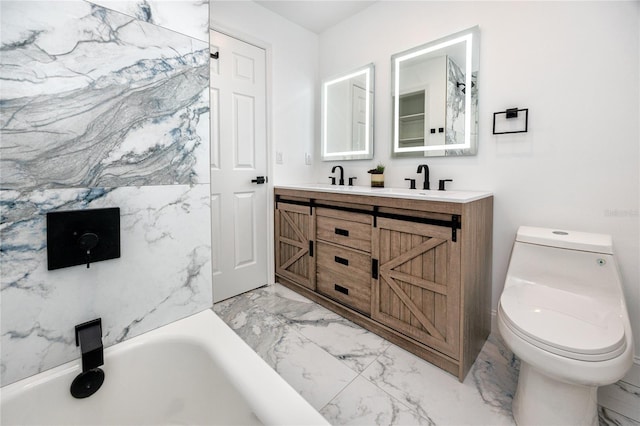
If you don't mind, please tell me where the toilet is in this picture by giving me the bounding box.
[497,226,633,426]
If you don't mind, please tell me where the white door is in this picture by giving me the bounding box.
[210,30,268,302]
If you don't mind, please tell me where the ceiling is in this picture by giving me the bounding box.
[254,1,377,34]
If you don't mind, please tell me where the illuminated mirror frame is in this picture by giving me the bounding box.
[392,26,478,155]
[321,63,374,161]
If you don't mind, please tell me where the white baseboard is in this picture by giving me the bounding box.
[492,309,640,421]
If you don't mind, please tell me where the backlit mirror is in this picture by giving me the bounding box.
[321,63,374,161]
[392,26,479,157]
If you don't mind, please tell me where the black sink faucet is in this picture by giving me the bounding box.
[75,318,104,373]
[331,165,345,186]
[417,164,430,190]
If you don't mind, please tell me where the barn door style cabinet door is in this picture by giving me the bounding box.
[274,186,493,381]
[372,218,460,359]
[274,201,315,290]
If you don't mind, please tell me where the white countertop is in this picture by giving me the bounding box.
[275,183,492,203]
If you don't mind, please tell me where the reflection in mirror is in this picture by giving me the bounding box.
[322,63,374,161]
[392,26,479,157]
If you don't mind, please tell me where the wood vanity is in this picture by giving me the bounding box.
[274,185,493,381]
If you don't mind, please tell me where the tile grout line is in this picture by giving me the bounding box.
[317,340,435,425]
[263,285,435,423]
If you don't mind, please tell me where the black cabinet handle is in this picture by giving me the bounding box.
[334,284,349,295]
[334,256,349,266]
[335,228,349,237]
[372,259,379,279]
[309,241,314,257]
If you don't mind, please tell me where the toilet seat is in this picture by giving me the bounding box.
[499,281,627,362]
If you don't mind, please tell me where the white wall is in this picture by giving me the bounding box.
[210,1,318,184]
[313,1,640,357]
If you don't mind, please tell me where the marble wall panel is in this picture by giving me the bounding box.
[0,1,210,192]
[0,0,211,386]
[1,184,212,386]
[89,0,209,42]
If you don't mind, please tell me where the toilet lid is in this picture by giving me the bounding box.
[500,280,627,361]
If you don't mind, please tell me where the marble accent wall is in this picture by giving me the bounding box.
[0,0,211,386]
[89,0,209,42]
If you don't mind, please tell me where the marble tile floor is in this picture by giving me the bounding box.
[214,283,638,426]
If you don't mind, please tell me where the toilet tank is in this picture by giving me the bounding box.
[515,226,613,254]
[508,226,621,296]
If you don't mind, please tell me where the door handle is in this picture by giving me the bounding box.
[251,176,267,184]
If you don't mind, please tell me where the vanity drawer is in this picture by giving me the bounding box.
[316,242,371,279]
[316,213,371,252]
[317,269,371,316]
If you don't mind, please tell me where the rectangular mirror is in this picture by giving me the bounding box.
[321,63,374,161]
[392,26,479,157]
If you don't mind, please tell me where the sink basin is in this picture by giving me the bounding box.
[275,183,492,203]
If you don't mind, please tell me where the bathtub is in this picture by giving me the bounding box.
[1,310,329,425]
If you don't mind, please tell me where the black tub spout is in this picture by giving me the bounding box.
[71,318,105,398]
[75,318,104,372]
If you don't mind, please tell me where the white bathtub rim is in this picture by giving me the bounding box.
[1,309,329,426]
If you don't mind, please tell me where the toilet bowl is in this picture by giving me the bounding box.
[497,226,633,426]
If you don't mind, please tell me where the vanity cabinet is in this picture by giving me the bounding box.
[274,187,493,381]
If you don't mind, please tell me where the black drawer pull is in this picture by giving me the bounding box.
[334,284,349,295]
[335,228,349,237]
[334,256,349,266]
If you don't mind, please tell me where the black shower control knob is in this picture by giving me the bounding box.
[78,232,99,251]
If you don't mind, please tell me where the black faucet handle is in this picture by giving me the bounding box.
[328,176,336,185]
[404,178,416,189]
[348,177,357,186]
[78,232,99,268]
[438,179,453,191]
